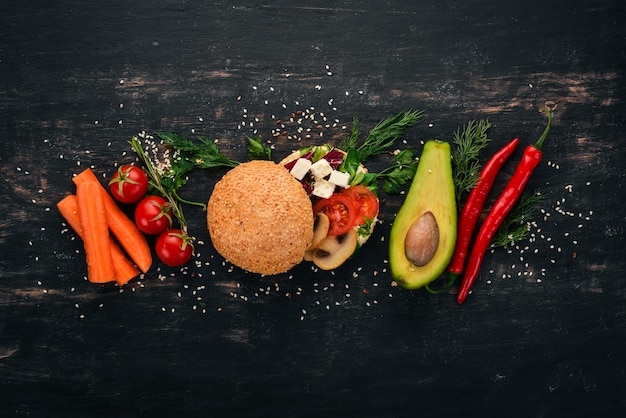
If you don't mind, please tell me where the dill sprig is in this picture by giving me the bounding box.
[157,132,240,169]
[340,117,361,151]
[490,189,544,248]
[451,119,491,208]
[340,110,424,162]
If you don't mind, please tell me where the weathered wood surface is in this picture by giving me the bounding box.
[1,1,625,417]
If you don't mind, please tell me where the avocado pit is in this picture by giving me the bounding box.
[404,211,439,267]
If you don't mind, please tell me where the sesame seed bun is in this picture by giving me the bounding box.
[207,160,314,275]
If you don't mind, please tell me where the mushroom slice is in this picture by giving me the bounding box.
[312,229,358,270]
[308,212,330,251]
[303,249,316,262]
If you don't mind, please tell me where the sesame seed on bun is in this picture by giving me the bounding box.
[207,160,314,275]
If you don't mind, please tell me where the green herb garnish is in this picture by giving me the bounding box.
[341,110,423,162]
[337,110,423,194]
[376,149,420,194]
[247,136,273,161]
[491,189,544,248]
[129,136,205,235]
[451,119,491,208]
[158,132,239,169]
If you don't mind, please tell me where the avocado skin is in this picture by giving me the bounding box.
[389,140,457,289]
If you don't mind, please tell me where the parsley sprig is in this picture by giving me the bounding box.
[376,149,420,194]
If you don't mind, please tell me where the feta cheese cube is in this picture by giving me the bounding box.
[328,170,350,188]
[312,179,336,199]
[289,158,312,180]
[309,158,333,179]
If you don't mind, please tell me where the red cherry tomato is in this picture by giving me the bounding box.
[134,195,172,235]
[341,185,379,226]
[108,165,149,204]
[156,229,194,267]
[313,193,357,236]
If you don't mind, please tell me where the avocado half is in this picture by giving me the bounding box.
[389,140,457,289]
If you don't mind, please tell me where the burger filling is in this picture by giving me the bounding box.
[281,145,380,270]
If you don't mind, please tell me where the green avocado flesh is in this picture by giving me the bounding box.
[389,140,457,290]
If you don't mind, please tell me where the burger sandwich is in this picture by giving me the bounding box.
[207,145,380,275]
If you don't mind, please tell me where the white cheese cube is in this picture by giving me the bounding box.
[289,158,312,180]
[309,158,333,180]
[312,179,336,199]
[328,170,351,188]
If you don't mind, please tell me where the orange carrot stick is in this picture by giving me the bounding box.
[73,168,152,273]
[57,194,140,285]
[75,181,116,283]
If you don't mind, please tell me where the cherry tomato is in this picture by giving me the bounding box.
[134,195,172,235]
[108,165,149,204]
[156,229,194,267]
[341,185,379,226]
[313,193,357,236]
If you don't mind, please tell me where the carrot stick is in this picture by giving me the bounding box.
[57,194,139,285]
[74,181,116,283]
[72,168,152,273]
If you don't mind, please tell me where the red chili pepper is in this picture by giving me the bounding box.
[457,108,553,304]
[447,137,520,275]
[427,137,520,294]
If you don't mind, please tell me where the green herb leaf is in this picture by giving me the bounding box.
[336,111,422,194]
[375,149,419,194]
[129,135,206,235]
[356,110,423,161]
[451,119,491,208]
[490,189,544,248]
[158,132,240,170]
[357,216,375,238]
[312,145,332,162]
[339,117,360,151]
[338,148,360,178]
[247,136,272,161]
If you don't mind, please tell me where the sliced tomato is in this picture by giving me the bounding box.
[341,185,379,226]
[313,193,357,236]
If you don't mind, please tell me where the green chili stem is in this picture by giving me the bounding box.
[534,107,553,150]
[425,273,458,294]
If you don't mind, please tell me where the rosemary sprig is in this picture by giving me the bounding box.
[451,119,491,208]
[490,189,544,248]
[340,110,423,162]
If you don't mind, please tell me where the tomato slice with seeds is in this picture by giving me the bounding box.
[313,193,357,236]
[341,185,379,226]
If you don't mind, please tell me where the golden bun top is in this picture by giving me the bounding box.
[207,160,314,275]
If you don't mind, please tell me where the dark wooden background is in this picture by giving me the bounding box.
[2,1,625,417]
